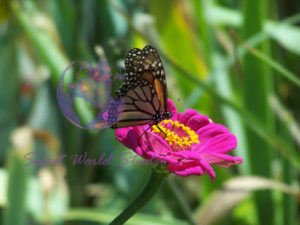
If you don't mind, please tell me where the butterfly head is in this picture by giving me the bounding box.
[165,111,173,119]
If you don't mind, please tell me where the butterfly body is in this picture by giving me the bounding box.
[107,45,172,129]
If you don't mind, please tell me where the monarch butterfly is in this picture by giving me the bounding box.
[107,45,172,129]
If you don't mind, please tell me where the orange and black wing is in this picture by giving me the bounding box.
[108,45,169,129]
[108,80,164,128]
[115,45,168,112]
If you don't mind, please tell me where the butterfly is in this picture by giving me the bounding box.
[107,45,172,129]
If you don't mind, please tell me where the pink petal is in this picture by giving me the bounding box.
[127,128,149,158]
[167,98,177,115]
[202,153,243,167]
[170,150,203,160]
[177,109,211,131]
[169,164,205,176]
[141,130,173,156]
[186,114,211,131]
[177,109,199,126]
[168,159,216,181]
[196,133,237,154]
[115,127,135,149]
[167,151,216,180]
[195,123,232,146]
[146,151,179,164]
[116,126,151,159]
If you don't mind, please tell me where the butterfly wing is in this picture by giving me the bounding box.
[108,45,170,129]
[115,45,168,109]
[108,80,163,128]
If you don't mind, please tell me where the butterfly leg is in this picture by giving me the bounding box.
[137,125,152,146]
[136,123,166,146]
[155,124,167,138]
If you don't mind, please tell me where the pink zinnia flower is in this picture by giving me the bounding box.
[115,99,242,181]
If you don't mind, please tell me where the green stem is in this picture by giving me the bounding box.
[109,170,167,225]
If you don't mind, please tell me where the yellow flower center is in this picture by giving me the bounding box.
[152,120,199,151]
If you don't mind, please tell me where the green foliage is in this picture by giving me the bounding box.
[241,0,274,224]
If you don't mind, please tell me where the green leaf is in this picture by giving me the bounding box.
[241,1,274,225]
[208,4,300,56]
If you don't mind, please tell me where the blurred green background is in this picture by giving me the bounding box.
[0,0,299,225]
